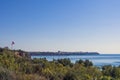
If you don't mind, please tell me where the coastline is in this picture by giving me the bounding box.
[29,51,99,56]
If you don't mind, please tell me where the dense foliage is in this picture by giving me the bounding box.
[0,48,120,80]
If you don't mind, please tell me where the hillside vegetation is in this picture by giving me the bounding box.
[0,48,120,80]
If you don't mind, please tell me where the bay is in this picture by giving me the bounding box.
[31,54,120,67]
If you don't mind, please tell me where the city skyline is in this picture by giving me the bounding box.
[1,0,120,53]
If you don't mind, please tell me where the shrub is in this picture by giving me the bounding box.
[0,67,16,80]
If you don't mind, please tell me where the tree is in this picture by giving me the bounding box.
[56,58,73,67]
[84,60,93,67]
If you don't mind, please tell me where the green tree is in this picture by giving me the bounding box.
[84,60,93,67]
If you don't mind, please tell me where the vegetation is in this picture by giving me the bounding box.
[0,48,120,80]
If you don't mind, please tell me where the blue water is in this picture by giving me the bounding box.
[31,54,120,67]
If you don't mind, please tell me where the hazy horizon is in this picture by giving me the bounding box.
[1,0,120,53]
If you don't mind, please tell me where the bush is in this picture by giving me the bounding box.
[56,58,73,67]
[0,67,16,80]
[63,71,79,80]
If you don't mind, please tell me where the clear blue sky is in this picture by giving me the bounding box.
[1,0,120,53]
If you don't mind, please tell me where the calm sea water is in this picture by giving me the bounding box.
[31,54,120,67]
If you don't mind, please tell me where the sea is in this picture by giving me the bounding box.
[31,54,120,67]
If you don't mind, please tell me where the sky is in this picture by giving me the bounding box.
[0,0,120,53]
